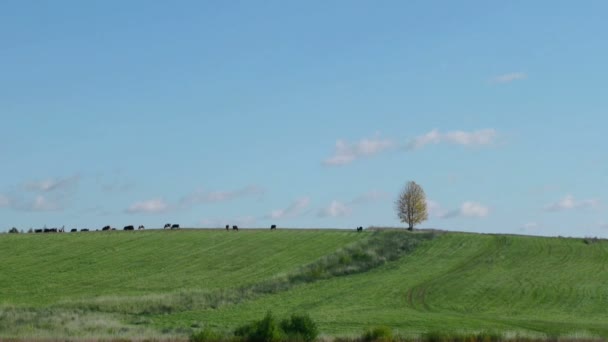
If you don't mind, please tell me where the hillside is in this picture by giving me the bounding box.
[1,229,607,339]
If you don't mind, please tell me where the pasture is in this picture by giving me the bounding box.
[0,229,607,340]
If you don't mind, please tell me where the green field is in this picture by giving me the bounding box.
[1,229,607,340]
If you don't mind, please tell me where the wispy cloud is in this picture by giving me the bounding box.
[1,175,80,212]
[24,175,80,192]
[318,190,389,219]
[442,201,490,219]
[180,185,264,206]
[544,195,600,212]
[425,199,445,218]
[126,198,170,214]
[267,197,310,219]
[323,136,395,166]
[492,72,527,84]
[318,200,352,218]
[324,129,498,166]
[6,195,63,212]
[407,129,497,150]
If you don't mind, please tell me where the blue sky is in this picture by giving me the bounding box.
[1,1,606,236]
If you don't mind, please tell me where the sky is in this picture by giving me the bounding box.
[1,1,607,237]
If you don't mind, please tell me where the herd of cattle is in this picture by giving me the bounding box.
[32,224,171,233]
[25,224,365,233]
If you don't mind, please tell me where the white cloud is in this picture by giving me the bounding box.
[442,201,489,219]
[407,129,497,150]
[324,137,395,166]
[492,72,527,84]
[267,197,310,219]
[425,199,445,218]
[180,185,263,206]
[32,195,61,211]
[126,198,170,214]
[24,175,80,192]
[318,200,352,218]
[544,195,600,212]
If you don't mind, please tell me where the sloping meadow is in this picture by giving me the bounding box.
[0,228,433,338]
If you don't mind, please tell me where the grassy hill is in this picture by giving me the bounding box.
[1,229,607,340]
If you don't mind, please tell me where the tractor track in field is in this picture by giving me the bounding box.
[405,235,507,312]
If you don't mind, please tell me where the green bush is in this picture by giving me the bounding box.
[363,326,393,342]
[235,311,284,342]
[280,313,318,342]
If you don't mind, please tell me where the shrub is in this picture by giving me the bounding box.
[280,313,318,342]
[190,327,224,342]
[363,326,393,342]
[235,311,284,342]
[8,227,19,234]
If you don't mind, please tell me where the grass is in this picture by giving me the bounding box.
[0,229,366,306]
[1,229,607,340]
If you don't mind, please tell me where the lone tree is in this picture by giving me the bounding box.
[396,181,428,230]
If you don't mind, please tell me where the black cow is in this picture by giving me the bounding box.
[138,225,145,230]
[81,229,89,232]
[111,228,116,231]
[164,223,171,229]
[70,228,77,232]
[171,224,179,229]
[35,229,43,233]
[102,225,111,231]
[124,225,134,231]
[232,225,238,231]
[356,226,363,232]
[225,225,230,231]
[270,225,277,230]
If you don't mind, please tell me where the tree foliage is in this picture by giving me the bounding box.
[395,181,428,230]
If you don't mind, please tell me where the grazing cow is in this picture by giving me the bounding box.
[70,228,77,232]
[111,228,116,230]
[164,223,171,229]
[356,226,363,232]
[225,225,230,231]
[124,225,134,231]
[81,228,89,232]
[232,225,238,231]
[270,225,277,230]
[138,225,145,230]
[35,229,43,233]
[171,224,179,229]
[102,225,111,231]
